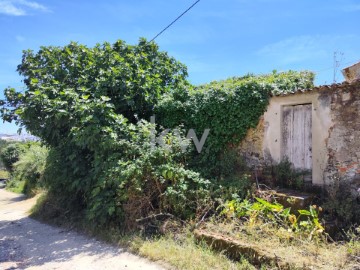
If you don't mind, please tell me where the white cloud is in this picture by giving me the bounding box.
[0,1,25,15]
[17,0,47,11]
[0,0,49,16]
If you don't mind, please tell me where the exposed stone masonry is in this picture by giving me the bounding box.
[238,80,360,192]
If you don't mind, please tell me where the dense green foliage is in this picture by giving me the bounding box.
[44,120,210,227]
[222,198,324,240]
[0,139,8,170]
[11,143,48,195]
[0,139,8,150]
[1,38,188,145]
[156,71,315,177]
[0,143,27,171]
[0,37,316,230]
[0,39,208,228]
[197,70,314,96]
[1,141,48,195]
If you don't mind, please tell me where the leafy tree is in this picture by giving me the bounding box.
[0,39,208,227]
[1,38,188,146]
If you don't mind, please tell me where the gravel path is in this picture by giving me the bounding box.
[0,189,166,270]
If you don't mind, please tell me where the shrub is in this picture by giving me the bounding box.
[87,121,211,228]
[0,139,8,170]
[221,198,325,240]
[42,119,211,229]
[0,170,8,179]
[11,144,48,195]
[262,158,311,190]
[0,143,27,172]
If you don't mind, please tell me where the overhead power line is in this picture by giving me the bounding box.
[149,0,201,42]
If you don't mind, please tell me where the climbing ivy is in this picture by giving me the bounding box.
[156,70,315,177]
[0,35,315,227]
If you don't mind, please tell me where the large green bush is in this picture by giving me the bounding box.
[0,143,27,172]
[43,119,210,228]
[0,37,315,230]
[1,39,209,228]
[1,38,188,146]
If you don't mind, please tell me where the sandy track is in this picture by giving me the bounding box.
[0,189,165,270]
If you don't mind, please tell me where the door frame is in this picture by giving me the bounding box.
[280,102,313,171]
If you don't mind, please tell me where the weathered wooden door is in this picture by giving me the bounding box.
[282,104,312,170]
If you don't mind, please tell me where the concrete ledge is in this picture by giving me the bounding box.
[193,229,297,269]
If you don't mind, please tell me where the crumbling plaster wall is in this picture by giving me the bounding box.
[238,81,360,186]
[323,82,360,189]
[262,91,332,185]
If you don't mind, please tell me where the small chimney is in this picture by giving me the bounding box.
[342,61,360,82]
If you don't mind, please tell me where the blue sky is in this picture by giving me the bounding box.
[0,0,359,134]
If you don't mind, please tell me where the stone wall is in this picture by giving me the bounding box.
[238,79,360,189]
[323,80,360,192]
[237,117,265,169]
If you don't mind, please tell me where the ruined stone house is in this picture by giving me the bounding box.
[239,78,360,190]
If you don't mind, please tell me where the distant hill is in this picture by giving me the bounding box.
[0,133,38,142]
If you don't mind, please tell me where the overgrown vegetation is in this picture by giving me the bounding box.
[221,198,324,240]
[0,139,7,170]
[156,71,315,178]
[0,170,8,179]
[0,39,209,228]
[202,219,358,270]
[0,142,27,172]
[1,37,358,269]
[11,144,48,195]
[131,234,256,270]
[0,141,48,195]
[323,175,360,230]
[1,38,314,227]
[261,158,312,190]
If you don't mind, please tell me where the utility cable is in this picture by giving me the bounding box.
[149,0,201,42]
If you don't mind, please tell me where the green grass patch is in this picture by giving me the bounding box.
[6,179,26,194]
[131,234,255,270]
[0,170,9,179]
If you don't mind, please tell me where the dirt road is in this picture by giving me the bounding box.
[0,189,165,270]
